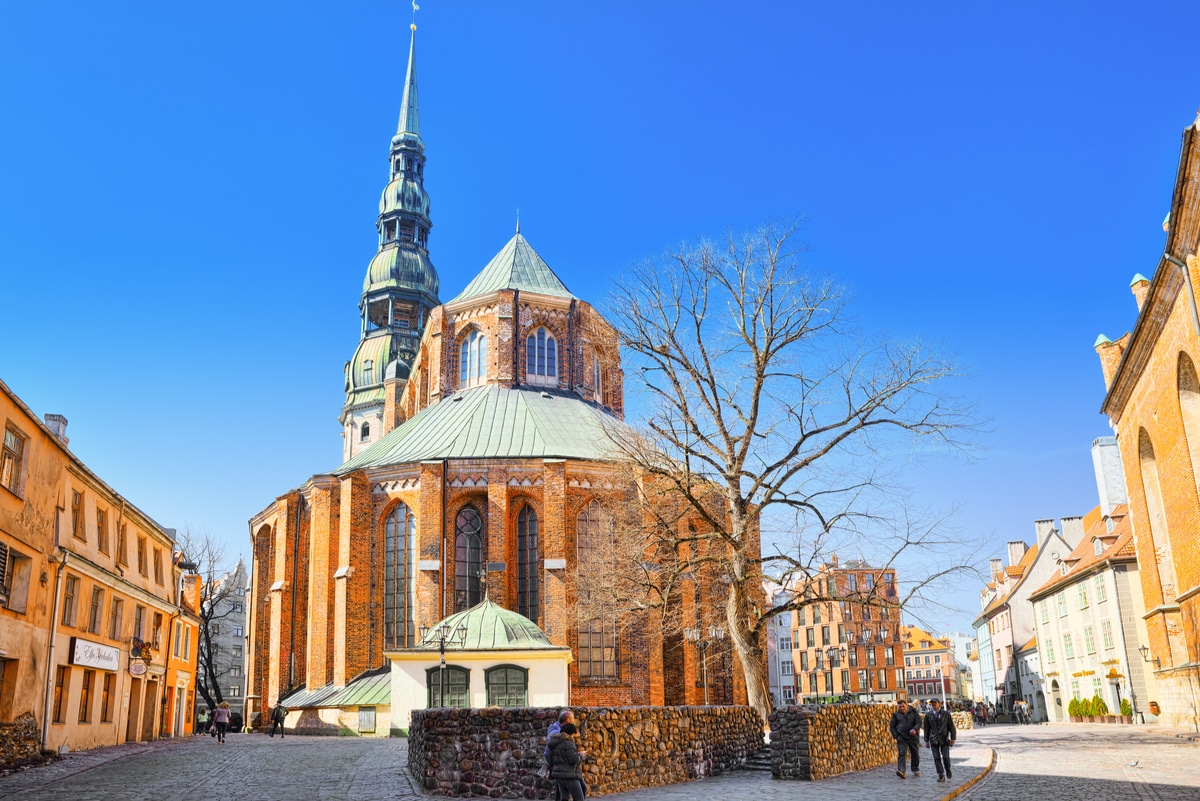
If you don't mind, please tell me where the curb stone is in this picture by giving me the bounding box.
[938,748,995,801]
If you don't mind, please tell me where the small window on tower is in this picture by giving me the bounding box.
[361,422,371,441]
[363,360,374,385]
[394,158,402,175]
[385,220,397,242]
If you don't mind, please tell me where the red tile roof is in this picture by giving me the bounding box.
[1029,505,1134,598]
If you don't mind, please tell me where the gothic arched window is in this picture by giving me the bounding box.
[576,500,618,679]
[516,505,539,623]
[1138,429,1178,603]
[454,505,484,612]
[592,348,603,402]
[383,502,417,648]
[459,330,487,388]
[526,327,557,386]
[1178,353,1200,497]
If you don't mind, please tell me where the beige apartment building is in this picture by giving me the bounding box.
[900,625,963,701]
[0,377,199,752]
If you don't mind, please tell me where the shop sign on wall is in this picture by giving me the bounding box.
[69,637,121,671]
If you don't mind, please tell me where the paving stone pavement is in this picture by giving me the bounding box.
[958,724,1200,801]
[0,724,1193,801]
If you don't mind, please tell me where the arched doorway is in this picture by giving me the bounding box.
[1035,690,1047,722]
[1050,680,1063,722]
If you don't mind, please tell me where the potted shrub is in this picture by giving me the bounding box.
[1119,699,1133,724]
[1092,694,1112,723]
[1080,697,1096,722]
[1068,698,1083,723]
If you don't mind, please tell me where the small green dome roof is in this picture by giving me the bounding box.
[418,597,558,651]
[379,177,430,218]
[345,333,410,404]
[1094,334,1112,347]
[1129,273,1150,286]
[364,245,440,297]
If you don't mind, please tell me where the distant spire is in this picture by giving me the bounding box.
[397,21,420,138]
[516,207,521,234]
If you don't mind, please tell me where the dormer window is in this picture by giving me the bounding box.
[526,328,557,386]
[459,329,487,388]
[363,360,374,385]
[1093,539,1104,556]
[361,422,371,442]
[1105,517,1115,532]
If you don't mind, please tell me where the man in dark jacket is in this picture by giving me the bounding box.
[548,722,587,801]
[545,710,575,801]
[889,699,922,778]
[268,703,288,738]
[923,698,957,782]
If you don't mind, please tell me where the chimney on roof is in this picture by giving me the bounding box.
[989,558,1003,580]
[1060,516,1085,548]
[830,553,838,567]
[1095,333,1129,390]
[1007,541,1029,568]
[1090,437,1127,517]
[1033,519,1058,546]
[43,414,68,446]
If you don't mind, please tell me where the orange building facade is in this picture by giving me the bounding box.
[782,559,906,704]
[1095,112,1200,730]
[0,378,200,751]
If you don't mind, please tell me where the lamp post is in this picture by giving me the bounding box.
[684,625,726,705]
[419,621,468,706]
[1137,645,1161,670]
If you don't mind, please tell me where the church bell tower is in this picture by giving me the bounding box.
[341,23,440,461]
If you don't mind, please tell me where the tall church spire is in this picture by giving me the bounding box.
[396,27,420,140]
[341,15,440,462]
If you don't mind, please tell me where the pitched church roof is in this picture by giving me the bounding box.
[334,385,625,473]
[449,233,575,304]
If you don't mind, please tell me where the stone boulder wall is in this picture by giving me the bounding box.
[951,710,973,730]
[0,713,45,770]
[769,704,895,780]
[409,706,763,798]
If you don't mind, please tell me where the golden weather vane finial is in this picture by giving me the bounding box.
[411,0,419,30]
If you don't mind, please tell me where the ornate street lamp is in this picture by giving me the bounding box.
[420,621,469,706]
[684,625,726,705]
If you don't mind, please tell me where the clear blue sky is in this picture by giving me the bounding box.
[2,1,1197,631]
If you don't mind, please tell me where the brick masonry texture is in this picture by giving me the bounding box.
[409,705,762,798]
[768,704,895,780]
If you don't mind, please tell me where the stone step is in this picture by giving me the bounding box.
[744,746,773,772]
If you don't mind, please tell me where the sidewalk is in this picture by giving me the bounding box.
[599,735,994,801]
[0,737,181,798]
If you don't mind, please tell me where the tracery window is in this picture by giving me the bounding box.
[516,505,539,623]
[576,500,618,678]
[384,502,417,648]
[459,329,488,388]
[526,327,557,385]
[454,505,484,612]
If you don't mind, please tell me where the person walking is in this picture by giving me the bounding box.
[196,707,209,736]
[269,702,288,738]
[545,710,575,801]
[213,702,231,744]
[889,699,922,779]
[548,722,588,801]
[923,697,957,782]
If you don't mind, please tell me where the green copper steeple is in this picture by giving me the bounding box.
[342,22,440,461]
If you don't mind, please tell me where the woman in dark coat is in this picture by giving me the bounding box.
[548,722,587,801]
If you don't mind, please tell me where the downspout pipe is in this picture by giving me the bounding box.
[441,459,447,620]
[41,508,66,751]
[1164,254,1200,340]
[288,493,304,691]
[567,299,576,393]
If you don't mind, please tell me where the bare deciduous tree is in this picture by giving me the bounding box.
[178,528,241,716]
[602,218,982,723]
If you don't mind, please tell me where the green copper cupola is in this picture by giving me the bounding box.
[342,23,441,462]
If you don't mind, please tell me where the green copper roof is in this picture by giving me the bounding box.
[335,384,625,472]
[416,598,559,651]
[364,244,439,296]
[449,234,575,304]
[279,666,390,709]
[394,29,420,144]
[1129,273,1150,286]
[1094,334,1112,347]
